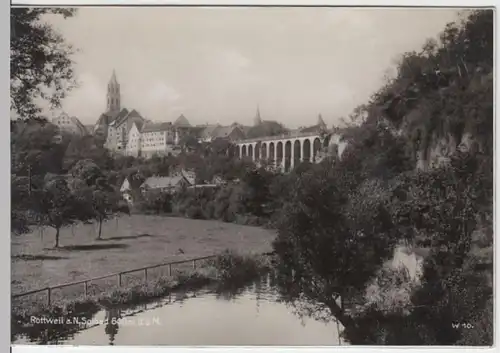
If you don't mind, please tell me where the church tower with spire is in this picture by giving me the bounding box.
[106,70,121,114]
[317,113,326,128]
[254,105,262,126]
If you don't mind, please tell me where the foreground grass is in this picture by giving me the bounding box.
[11,215,275,295]
[12,251,272,344]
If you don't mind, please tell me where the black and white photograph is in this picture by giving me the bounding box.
[10,4,494,347]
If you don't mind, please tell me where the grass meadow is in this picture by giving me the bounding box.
[11,215,275,301]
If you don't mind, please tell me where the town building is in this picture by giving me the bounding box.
[93,70,147,154]
[211,125,246,142]
[198,123,246,143]
[105,109,147,153]
[93,71,209,158]
[298,114,328,134]
[198,124,221,143]
[139,121,179,158]
[52,113,88,136]
[172,114,192,144]
[125,122,143,157]
[140,170,195,195]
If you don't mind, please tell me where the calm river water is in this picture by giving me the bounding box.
[15,277,346,346]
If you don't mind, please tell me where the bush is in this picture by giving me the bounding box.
[185,205,204,219]
[133,190,173,215]
[208,250,271,288]
[234,214,266,226]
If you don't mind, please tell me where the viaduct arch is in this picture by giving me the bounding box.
[234,131,339,172]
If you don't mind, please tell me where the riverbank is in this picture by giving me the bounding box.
[12,252,272,344]
[12,215,275,296]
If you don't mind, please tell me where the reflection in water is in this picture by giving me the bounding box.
[12,304,100,345]
[173,291,189,304]
[255,277,262,313]
[104,308,120,346]
[80,276,343,346]
[14,276,345,346]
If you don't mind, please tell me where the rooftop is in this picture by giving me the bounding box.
[140,176,185,189]
[142,122,173,133]
[141,169,196,189]
[108,109,130,126]
[199,124,221,139]
[211,125,242,139]
[174,114,191,127]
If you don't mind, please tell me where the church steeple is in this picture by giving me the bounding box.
[254,105,262,126]
[317,113,326,127]
[107,69,121,114]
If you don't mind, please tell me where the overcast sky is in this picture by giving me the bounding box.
[46,7,461,128]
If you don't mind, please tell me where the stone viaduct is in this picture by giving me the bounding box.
[234,130,343,172]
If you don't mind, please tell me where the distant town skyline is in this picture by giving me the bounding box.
[44,7,462,128]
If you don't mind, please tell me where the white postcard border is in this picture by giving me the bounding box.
[5,1,499,352]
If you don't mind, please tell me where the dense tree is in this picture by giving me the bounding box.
[238,167,276,218]
[193,152,252,184]
[62,134,112,171]
[90,189,126,240]
[70,159,105,186]
[207,139,232,156]
[139,190,173,215]
[11,119,69,234]
[10,8,77,119]
[30,176,89,248]
[11,119,67,176]
[11,175,32,235]
[179,134,201,153]
[372,10,493,166]
[70,160,127,239]
[272,160,398,330]
[340,122,413,180]
[246,121,288,139]
[343,152,492,345]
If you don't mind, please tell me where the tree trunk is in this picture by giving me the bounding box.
[326,298,355,332]
[54,227,60,248]
[97,218,103,240]
[336,318,342,345]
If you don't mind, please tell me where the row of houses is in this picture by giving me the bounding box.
[54,71,330,160]
[109,113,248,158]
[120,169,224,204]
[88,71,252,158]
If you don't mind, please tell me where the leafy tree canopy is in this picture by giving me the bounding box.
[11,8,77,119]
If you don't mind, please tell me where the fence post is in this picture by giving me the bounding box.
[336,318,342,345]
[14,256,219,304]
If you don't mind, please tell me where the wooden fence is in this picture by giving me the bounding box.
[12,255,217,306]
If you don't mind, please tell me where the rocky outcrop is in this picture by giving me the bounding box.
[323,132,348,160]
[415,128,479,171]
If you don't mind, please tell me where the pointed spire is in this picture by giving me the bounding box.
[110,69,118,84]
[254,105,262,126]
[317,113,326,127]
